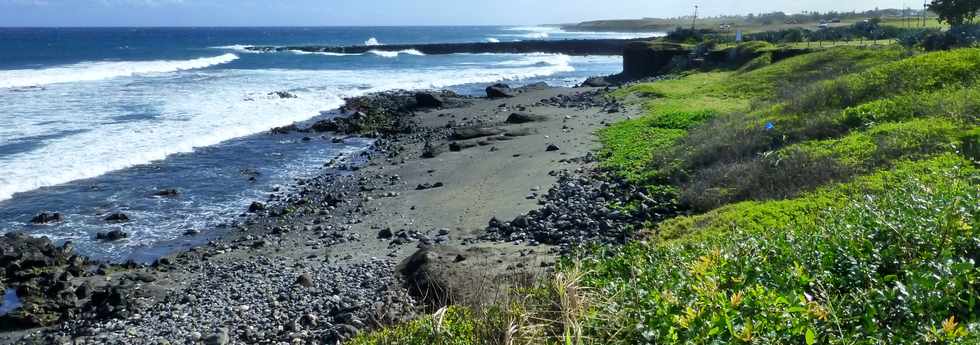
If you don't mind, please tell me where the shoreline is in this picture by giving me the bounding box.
[1,81,634,344]
[247,38,650,56]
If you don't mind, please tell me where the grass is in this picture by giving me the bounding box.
[601,72,749,183]
[726,45,907,99]
[351,45,980,345]
[787,48,980,113]
[587,46,980,344]
[349,267,592,345]
[840,86,980,127]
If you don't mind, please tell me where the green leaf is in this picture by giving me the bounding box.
[805,328,817,345]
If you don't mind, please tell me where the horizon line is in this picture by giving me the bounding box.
[0,24,570,29]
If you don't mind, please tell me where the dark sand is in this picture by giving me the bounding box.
[3,84,632,344]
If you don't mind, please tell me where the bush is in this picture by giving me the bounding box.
[576,155,980,345]
[900,25,980,51]
[666,27,716,43]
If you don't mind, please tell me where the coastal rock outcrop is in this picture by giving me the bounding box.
[96,230,129,242]
[153,189,179,197]
[0,233,92,330]
[486,84,514,98]
[30,212,63,225]
[104,213,130,223]
[581,76,612,87]
[414,92,445,108]
[505,112,548,124]
[621,41,690,79]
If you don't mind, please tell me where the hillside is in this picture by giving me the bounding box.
[351,44,980,344]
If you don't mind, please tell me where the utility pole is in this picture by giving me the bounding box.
[922,0,928,27]
[692,5,699,30]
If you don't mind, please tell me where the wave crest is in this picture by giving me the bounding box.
[368,49,426,58]
[0,54,240,89]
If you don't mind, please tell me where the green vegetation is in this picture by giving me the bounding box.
[582,45,980,345]
[727,46,907,98]
[928,0,980,26]
[600,72,748,183]
[788,48,980,113]
[566,8,943,35]
[580,155,978,344]
[353,44,979,344]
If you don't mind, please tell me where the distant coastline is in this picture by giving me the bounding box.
[245,37,661,56]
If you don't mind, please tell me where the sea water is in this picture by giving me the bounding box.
[0,26,660,262]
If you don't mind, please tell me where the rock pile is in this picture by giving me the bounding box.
[40,258,415,344]
[480,172,677,251]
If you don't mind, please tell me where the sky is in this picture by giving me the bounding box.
[0,0,915,27]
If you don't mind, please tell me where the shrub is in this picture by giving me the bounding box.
[576,155,980,345]
[665,27,716,43]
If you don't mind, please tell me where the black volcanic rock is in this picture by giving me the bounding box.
[506,112,548,124]
[248,202,266,213]
[414,92,444,108]
[582,76,612,87]
[96,230,129,242]
[104,213,130,223]
[154,189,179,197]
[30,212,63,225]
[486,84,514,99]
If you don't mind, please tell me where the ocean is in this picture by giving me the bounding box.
[0,26,656,263]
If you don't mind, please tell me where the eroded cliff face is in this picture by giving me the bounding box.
[621,42,690,79]
[620,41,812,81]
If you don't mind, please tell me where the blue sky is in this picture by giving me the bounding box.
[0,0,913,27]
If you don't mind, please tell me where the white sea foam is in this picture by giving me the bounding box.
[0,54,240,89]
[486,37,500,43]
[364,37,381,46]
[367,49,425,58]
[0,52,583,202]
[502,26,664,40]
[493,53,571,67]
[211,45,260,53]
[288,50,359,56]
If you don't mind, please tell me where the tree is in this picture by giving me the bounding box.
[929,0,980,26]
